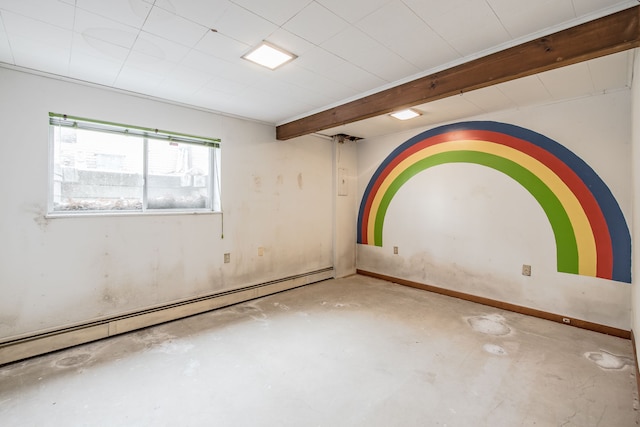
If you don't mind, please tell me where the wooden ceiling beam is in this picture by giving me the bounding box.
[276,6,640,140]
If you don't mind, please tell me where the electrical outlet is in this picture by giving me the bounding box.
[522,264,531,276]
[224,253,230,263]
[258,247,264,256]
[562,317,571,324]
[393,246,398,255]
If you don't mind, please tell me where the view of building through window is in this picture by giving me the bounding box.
[50,118,219,213]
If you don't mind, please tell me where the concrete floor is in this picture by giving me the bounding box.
[0,275,637,426]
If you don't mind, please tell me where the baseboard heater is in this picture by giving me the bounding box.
[0,267,334,366]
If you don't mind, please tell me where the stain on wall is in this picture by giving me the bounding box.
[252,175,262,192]
[357,121,631,283]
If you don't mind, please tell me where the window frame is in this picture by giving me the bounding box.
[47,113,221,217]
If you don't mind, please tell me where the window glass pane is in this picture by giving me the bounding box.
[51,126,143,211]
[146,140,211,210]
[49,114,220,215]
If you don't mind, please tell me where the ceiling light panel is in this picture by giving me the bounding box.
[242,42,296,70]
[390,109,421,120]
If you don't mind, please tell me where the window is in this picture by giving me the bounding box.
[49,113,221,214]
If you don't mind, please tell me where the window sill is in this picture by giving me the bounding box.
[45,210,222,219]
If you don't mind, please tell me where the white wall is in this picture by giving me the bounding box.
[357,90,632,329]
[0,67,333,339]
[333,138,358,278]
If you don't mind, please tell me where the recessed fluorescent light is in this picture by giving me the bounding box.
[390,109,421,120]
[242,42,296,70]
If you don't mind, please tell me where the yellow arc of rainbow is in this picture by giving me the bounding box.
[367,139,597,277]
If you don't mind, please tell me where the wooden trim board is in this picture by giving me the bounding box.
[277,6,640,140]
[357,269,630,339]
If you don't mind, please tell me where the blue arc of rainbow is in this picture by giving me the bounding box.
[357,121,631,283]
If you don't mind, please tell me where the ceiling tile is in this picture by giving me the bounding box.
[316,0,392,23]
[0,0,75,30]
[495,75,553,107]
[487,0,575,39]
[212,3,278,46]
[572,0,633,16]
[0,13,13,63]
[142,7,208,48]
[134,32,191,63]
[194,31,250,62]
[68,51,123,86]
[182,49,238,79]
[265,28,315,57]
[283,2,349,45]
[538,61,594,100]
[0,43,13,65]
[195,84,313,123]
[154,0,231,29]
[75,32,130,62]
[248,76,321,108]
[414,94,484,123]
[271,63,358,104]
[235,87,317,122]
[405,0,510,57]
[2,10,72,50]
[587,50,631,92]
[263,102,314,123]
[190,86,252,115]
[294,46,386,93]
[356,0,459,70]
[153,82,200,103]
[71,28,130,71]
[154,71,216,105]
[461,85,516,113]
[7,34,70,75]
[230,0,312,26]
[125,51,177,75]
[322,26,420,82]
[405,0,465,16]
[162,63,214,89]
[202,75,251,96]
[114,64,165,93]
[73,9,139,49]
[181,49,262,88]
[76,0,152,28]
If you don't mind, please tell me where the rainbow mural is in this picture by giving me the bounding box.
[357,121,631,283]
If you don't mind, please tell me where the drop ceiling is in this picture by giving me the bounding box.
[322,49,634,139]
[0,0,636,139]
